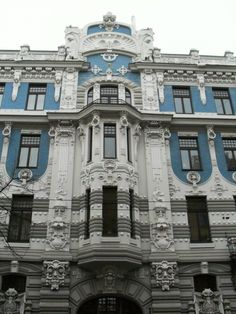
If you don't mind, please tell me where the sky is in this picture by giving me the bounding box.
[1,0,236,56]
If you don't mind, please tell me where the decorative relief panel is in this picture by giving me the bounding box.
[141,71,158,110]
[156,72,165,103]
[97,265,123,292]
[54,70,63,102]
[60,68,78,109]
[197,74,206,105]
[135,28,154,62]
[152,261,177,291]
[0,288,24,314]
[99,12,119,32]
[193,289,226,314]
[43,260,69,290]
[12,69,22,101]
[65,26,85,61]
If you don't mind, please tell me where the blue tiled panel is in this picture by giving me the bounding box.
[214,132,235,184]
[78,54,140,86]
[87,24,131,35]
[191,86,216,113]
[6,129,50,180]
[1,83,59,110]
[170,131,212,184]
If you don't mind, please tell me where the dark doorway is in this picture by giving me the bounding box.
[78,296,142,314]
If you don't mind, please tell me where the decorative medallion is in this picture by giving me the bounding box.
[18,168,33,184]
[152,261,177,291]
[43,260,69,290]
[186,171,201,186]
[99,12,119,32]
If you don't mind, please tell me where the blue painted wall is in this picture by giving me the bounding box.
[159,86,175,112]
[78,54,140,86]
[170,131,212,184]
[1,83,59,110]
[214,132,235,184]
[87,24,131,35]
[6,129,50,180]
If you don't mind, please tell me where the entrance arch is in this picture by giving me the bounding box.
[77,295,143,314]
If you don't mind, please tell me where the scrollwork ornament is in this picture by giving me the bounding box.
[152,261,177,291]
[207,125,216,145]
[2,123,12,142]
[43,260,69,290]
[186,171,201,187]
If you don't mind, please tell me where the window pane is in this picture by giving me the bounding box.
[20,211,32,241]
[190,150,201,169]
[188,212,199,242]
[215,99,223,114]
[183,98,192,113]
[0,94,3,106]
[223,99,233,114]
[18,147,29,167]
[29,147,39,167]
[8,212,21,241]
[198,212,211,241]
[225,150,236,170]
[103,187,117,236]
[27,94,36,110]
[181,150,190,169]
[174,98,183,113]
[36,94,45,110]
[104,138,116,158]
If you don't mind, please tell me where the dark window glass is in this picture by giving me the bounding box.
[127,127,132,162]
[0,84,5,106]
[103,187,117,236]
[194,275,217,292]
[100,86,118,104]
[26,84,46,110]
[186,196,211,243]
[173,87,193,114]
[222,138,236,171]
[104,124,116,159]
[87,127,93,162]
[129,189,135,238]
[85,189,90,239]
[87,87,93,104]
[8,195,33,242]
[213,88,233,115]
[179,137,201,170]
[125,88,131,104]
[2,275,26,293]
[18,135,40,168]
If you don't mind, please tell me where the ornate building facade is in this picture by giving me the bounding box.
[0,12,235,314]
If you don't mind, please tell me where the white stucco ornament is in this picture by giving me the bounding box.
[99,12,119,32]
[44,260,69,290]
[152,261,177,291]
[186,171,201,186]
[18,168,33,184]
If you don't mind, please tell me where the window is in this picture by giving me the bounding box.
[103,187,117,236]
[179,137,201,170]
[18,135,40,168]
[100,85,118,104]
[87,87,93,104]
[0,84,5,107]
[129,189,135,238]
[2,275,26,293]
[26,84,46,110]
[194,275,217,292]
[87,126,93,162]
[85,189,90,239]
[222,138,236,170]
[186,196,211,243]
[173,87,193,114]
[127,127,132,162]
[213,88,233,115]
[8,195,33,242]
[104,124,116,159]
[125,88,131,104]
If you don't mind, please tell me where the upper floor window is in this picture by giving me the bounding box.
[2,274,26,293]
[222,138,236,170]
[125,88,131,104]
[101,85,118,104]
[18,135,40,168]
[173,87,193,114]
[127,126,132,162]
[87,85,131,105]
[7,195,33,242]
[186,196,211,243]
[87,87,93,104]
[103,187,118,237]
[179,137,201,170]
[213,88,233,115]
[104,124,116,159]
[0,83,5,107]
[26,84,46,110]
[194,274,217,292]
[87,126,93,162]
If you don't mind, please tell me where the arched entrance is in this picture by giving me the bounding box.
[78,295,142,314]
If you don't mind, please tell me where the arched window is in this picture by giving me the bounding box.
[194,274,217,292]
[87,87,93,104]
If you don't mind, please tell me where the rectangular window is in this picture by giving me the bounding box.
[103,187,117,237]
[222,138,236,170]
[127,127,132,162]
[179,137,201,170]
[129,189,135,238]
[0,84,5,107]
[186,196,211,243]
[26,84,46,110]
[173,87,193,114]
[104,124,116,159]
[213,88,233,115]
[8,195,33,242]
[85,189,90,239]
[87,127,93,162]
[18,135,40,168]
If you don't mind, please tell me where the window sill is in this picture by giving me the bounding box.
[7,242,30,248]
[189,242,215,249]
